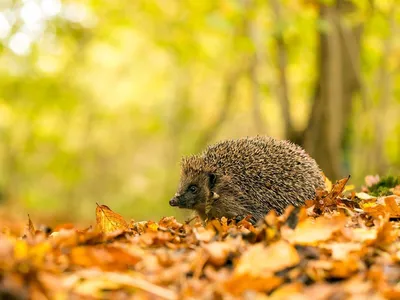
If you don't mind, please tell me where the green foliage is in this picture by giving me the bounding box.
[369,175,400,196]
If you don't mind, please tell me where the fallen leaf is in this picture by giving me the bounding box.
[324,176,333,192]
[321,242,363,260]
[70,246,141,271]
[235,240,300,276]
[383,196,400,217]
[223,241,299,295]
[96,204,128,234]
[24,214,35,239]
[194,227,215,242]
[284,215,347,245]
[374,218,397,247]
[356,192,376,200]
[203,242,235,267]
[269,282,303,299]
[224,274,283,295]
[329,176,350,198]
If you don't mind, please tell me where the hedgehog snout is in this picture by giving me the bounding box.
[169,197,179,206]
[169,193,180,206]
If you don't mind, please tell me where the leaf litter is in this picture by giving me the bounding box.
[1,176,400,299]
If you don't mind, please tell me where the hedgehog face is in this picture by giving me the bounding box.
[169,172,217,213]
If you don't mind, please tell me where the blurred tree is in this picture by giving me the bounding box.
[271,0,363,180]
[303,0,363,180]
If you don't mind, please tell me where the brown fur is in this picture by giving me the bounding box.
[169,136,325,223]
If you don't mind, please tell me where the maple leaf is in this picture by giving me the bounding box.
[95,204,129,234]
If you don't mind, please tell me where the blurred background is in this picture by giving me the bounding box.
[0,0,399,224]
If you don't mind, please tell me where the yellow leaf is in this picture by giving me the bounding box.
[284,215,347,245]
[14,239,28,260]
[95,204,128,234]
[344,184,355,192]
[147,221,159,232]
[235,240,300,276]
[324,176,333,191]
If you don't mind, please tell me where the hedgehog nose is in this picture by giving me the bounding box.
[169,197,179,206]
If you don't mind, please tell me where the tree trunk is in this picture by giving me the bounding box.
[302,0,362,180]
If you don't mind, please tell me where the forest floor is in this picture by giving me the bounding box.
[1,176,400,299]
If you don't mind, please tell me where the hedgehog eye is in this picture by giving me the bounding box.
[188,185,198,194]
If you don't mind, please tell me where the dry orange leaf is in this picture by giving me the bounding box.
[362,196,400,219]
[383,196,400,217]
[284,215,347,245]
[235,240,300,276]
[269,282,303,299]
[374,218,397,247]
[224,274,283,295]
[70,246,141,271]
[224,241,298,294]
[95,204,128,234]
[329,176,350,198]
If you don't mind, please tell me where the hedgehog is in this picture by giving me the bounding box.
[169,136,325,223]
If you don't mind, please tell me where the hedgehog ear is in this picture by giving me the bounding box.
[208,173,217,189]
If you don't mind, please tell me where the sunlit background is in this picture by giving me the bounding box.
[0,0,399,224]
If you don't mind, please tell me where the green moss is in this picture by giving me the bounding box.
[368,175,400,196]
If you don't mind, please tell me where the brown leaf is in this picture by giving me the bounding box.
[314,176,350,212]
[95,204,128,234]
[24,214,35,239]
[330,176,351,198]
